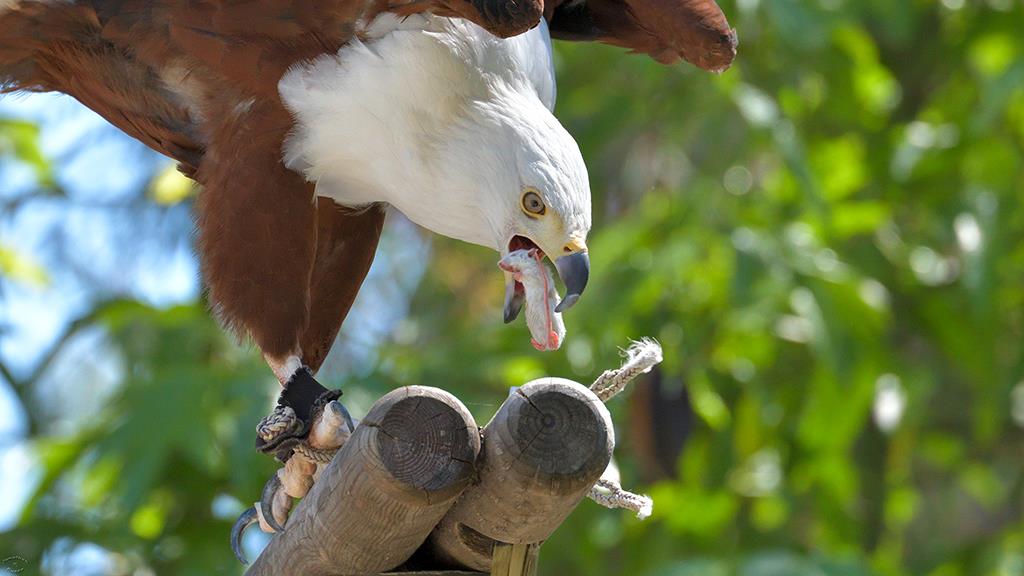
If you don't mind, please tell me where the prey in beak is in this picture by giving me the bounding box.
[500,249,565,351]
[500,235,588,350]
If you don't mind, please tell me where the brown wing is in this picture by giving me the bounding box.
[91,0,368,99]
[0,0,389,372]
[1,0,396,172]
[1,1,204,174]
[91,0,543,94]
[545,0,737,71]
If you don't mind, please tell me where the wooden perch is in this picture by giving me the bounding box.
[247,386,480,576]
[425,378,614,572]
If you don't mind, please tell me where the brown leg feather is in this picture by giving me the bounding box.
[301,199,386,373]
[195,98,317,363]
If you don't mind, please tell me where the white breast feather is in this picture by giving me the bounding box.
[278,15,559,248]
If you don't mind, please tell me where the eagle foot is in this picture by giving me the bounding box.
[254,367,348,460]
[233,397,357,564]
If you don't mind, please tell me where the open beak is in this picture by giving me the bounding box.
[502,235,589,321]
[554,241,589,312]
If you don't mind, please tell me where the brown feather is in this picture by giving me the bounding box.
[1,0,733,381]
[194,97,320,361]
[547,0,737,71]
[1,2,205,173]
[302,200,386,372]
[1,0,385,369]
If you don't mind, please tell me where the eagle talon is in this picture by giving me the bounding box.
[230,506,259,565]
[233,392,354,563]
[327,400,356,436]
[260,473,289,533]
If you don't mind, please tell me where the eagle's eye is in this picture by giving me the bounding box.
[521,189,546,216]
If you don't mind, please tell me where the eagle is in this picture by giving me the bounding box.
[1,0,735,551]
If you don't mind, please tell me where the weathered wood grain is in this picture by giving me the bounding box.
[379,572,484,575]
[490,543,540,576]
[426,378,613,571]
[247,386,480,576]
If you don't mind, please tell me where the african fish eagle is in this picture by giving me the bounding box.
[0,0,736,528]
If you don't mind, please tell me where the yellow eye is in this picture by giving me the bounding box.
[521,189,546,216]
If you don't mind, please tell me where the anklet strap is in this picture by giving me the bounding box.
[279,367,339,424]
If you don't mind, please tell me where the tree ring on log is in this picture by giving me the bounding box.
[426,377,614,570]
[505,379,612,482]
[377,394,479,493]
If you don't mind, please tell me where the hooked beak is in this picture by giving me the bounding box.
[554,243,589,312]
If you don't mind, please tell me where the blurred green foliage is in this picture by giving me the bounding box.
[2,0,1024,575]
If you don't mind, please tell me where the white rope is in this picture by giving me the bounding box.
[257,405,298,441]
[588,478,653,520]
[586,338,663,519]
[293,441,338,464]
[589,338,663,402]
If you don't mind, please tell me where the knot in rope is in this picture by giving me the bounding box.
[586,338,663,518]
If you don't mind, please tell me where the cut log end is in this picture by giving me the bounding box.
[426,378,613,571]
[247,386,480,576]
[371,388,480,500]
[502,379,612,485]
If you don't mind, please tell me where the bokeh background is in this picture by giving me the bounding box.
[2,0,1023,574]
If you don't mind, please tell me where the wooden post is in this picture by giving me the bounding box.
[490,543,540,576]
[425,378,613,572]
[379,572,483,575]
[247,386,481,576]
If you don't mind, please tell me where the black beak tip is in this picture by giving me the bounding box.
[554,251,589,312]
[555,293,580,313]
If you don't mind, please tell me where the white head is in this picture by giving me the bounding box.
[437,83,591,248]
[430,81,592,319]
[280,14,592,321]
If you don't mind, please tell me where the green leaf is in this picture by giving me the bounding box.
[0,244,49,286]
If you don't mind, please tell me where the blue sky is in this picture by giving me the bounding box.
[0,92,199,533]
